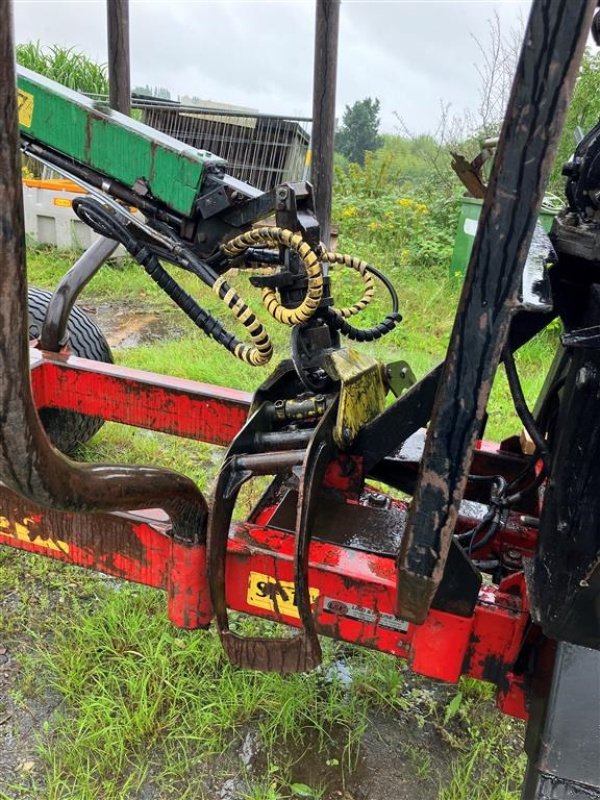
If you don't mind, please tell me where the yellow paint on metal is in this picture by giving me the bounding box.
[53,197,73,208]
[17,88,34,128]
[0,515,69,553]
[325,349,386,448]
[247,571,319,619]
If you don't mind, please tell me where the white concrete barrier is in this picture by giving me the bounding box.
[22,179,128,257]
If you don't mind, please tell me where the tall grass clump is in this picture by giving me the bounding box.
[16,42,108,95]
[333,150,460,273]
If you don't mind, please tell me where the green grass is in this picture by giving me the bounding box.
[31,588,371,799]
[5,572,417,799]
[16,43,109,96]
[0,242,551,799]
[26,241,559,446]
[9,581,525,800]
[436,679,526,800]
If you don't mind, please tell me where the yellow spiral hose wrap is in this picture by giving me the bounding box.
[212,275,273,366]
[221,227,324,327]
[320,251,375,318]
[217,228,389,365]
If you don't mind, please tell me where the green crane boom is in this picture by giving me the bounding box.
[17,66,224,218]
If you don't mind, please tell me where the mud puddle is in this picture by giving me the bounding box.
[204,705,452,800]
[79,301,185,349]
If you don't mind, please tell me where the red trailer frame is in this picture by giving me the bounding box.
[0,348,532,719]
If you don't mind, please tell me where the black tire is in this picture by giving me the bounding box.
[28,287,113,455]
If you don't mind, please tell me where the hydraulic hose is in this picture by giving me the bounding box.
[324,306,401,342]
[320,251,375,318]
[223,230,401,341]
[221,227,324,326]
[73,198,273,366]
[318,249,401,341]
[74,199,401,361]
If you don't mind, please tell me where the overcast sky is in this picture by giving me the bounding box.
[13,0,532,134]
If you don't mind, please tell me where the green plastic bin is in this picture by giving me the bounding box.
[449,196,558,279]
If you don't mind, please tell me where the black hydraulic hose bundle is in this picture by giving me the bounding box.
[73,195,402,364]
[323,305,401,342]
[72,197,273,366]
[503,347,552,474]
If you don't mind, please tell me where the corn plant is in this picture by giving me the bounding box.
[16,42,108,96]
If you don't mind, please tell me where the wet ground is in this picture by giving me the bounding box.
[0,600,456,800]
[78,301,185,349]
[203,707,454,800]
[0,643,61,793]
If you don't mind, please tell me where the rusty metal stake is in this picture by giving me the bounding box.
[397,0,597,624]
[0,0,206,543]
[107,0,131,116]
[311,0,340,247]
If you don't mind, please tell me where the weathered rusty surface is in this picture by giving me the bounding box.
[397,0,598,624]
[107,0,131,116]
[31,349,250,447]
[0,483,212,628]
[220,633,315,674]
[0,470,534,704]
[311,0,340,246]
[450,148,492,200]
[0,7,207,543]
[267,486,482,618]
[208,397,337,673]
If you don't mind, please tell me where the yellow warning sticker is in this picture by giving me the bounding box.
[0,515,69,554]
[17,89,34,128]
[247,571,319,620]
[53,197,72,208]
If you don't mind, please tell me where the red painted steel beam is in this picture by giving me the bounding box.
[225,521,528,692]
[30,349,251,446]
[0,482,530,718]
[0,484,210,628]
[23,351,533,717]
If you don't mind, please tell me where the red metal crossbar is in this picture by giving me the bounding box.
[30,348,251,445]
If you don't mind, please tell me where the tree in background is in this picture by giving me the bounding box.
[336,97,382,166]
[471,11,522,139]
[468,15,600,192]
[16,42,108,95]
[134,85,172,101]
